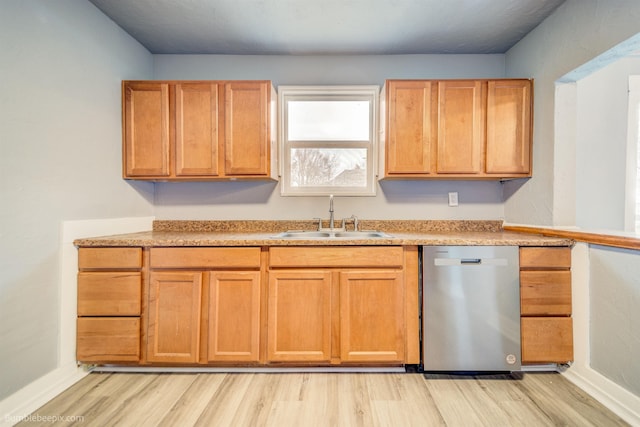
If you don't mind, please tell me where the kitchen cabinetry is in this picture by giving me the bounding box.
[519,247,573,364]
[486,80,532,174]
[339,270,405,362]
[147,247,262,364]
[267,246,418,364]
[76,247,142,363]
[380,79,532,179]
[436,80,485,174]
[147,271,203,363]
[122,80,276,181]
[267,270,333,362]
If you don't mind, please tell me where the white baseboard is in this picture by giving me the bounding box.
[0,363,88,427]
[562,367,640,426]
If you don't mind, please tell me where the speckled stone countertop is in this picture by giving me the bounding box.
[73,220,573,247]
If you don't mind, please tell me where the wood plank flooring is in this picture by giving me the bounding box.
[15,371,628,426]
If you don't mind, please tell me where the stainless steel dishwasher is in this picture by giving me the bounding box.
[422,246,521,372]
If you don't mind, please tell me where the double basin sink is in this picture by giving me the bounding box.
[272,230,393,240]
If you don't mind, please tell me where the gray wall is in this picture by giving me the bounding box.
[590,245,640,397]
[153,54,508,221]
[504,0,640,226]
[576,57,640,230]
[505,0,640,400]
[0,1,154,400]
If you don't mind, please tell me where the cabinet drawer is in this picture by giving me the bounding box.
[150,247,261,269]
[76,317,140,362]
[520,247,571,269]
[78,248,142,270]
[77,272,141,316]
[521,317,573,364]
[520,271,571,316]
[269,246,404,268]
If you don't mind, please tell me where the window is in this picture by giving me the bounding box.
[279,86,378,196]
[636,103,640,233]
[626,76,640,232]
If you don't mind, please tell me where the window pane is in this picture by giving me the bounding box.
[636,105,640,233]
[288,101,370,141]
[290,148,367,187]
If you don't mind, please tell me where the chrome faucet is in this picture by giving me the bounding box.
[317,195,344,231]
[329,194,335,229]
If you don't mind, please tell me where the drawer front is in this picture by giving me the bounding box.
[77,272,141,316]
[269,246,404,268]
[78,247,142,270]
[521,317,573,364]
[520,247,571,269]
[520,271,571,316]
[150,247,261,269]
[76,317,140,362]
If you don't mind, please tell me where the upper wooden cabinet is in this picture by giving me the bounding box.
[380,79,532,179]
[122,80,276,181]
[123,82,171,177]
[486,80,532,175]
[436,80,485,174]
[383,80,435,174]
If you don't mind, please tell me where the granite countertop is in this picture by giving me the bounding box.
[74,220,574,247]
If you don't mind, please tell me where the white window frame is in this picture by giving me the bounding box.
[278,85,379,196]
[625,76,640,232]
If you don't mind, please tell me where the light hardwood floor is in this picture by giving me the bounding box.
[16,371,628,426]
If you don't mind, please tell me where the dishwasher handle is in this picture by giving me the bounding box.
[434,258,509,266]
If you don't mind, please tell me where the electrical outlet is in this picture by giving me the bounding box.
[448,192,459,207]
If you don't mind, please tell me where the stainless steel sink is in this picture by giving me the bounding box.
[272,230,392,239]
[274,231,333,239]
[332,231,391,238]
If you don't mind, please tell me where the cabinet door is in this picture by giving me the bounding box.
[486,80,532,175]
[123,82,171,177]
[207,271,261,362]
[339,271,405,362]
[267,271,332,362]
[175,83,220,176]
[436,80,485,174]
[385,81,434,174]
[225,81,270,176]
[147,272,202,363]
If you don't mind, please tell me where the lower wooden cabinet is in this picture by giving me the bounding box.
[520,247,573,364]
[267,246,415,365]
[74,245,417,367]
[146,270,262,364]
[147,247,262,365]
[76,248,142,363]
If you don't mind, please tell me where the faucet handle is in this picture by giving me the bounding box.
[350,215,359,231]
[312,217,322,231]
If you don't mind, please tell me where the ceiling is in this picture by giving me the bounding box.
[88,0,566,55]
